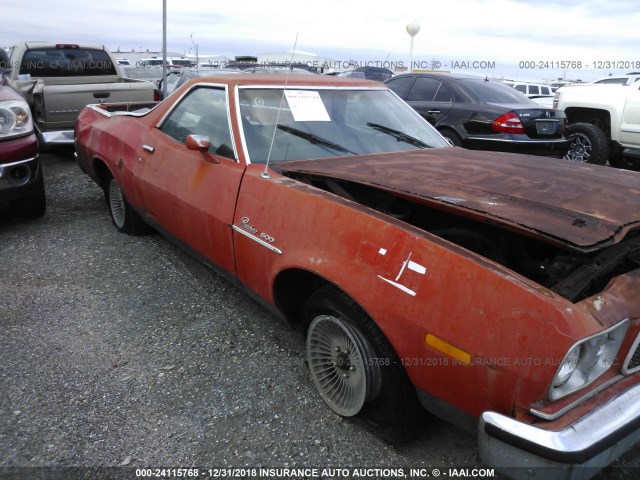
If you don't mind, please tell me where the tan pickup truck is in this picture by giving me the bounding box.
[6,42,158,145]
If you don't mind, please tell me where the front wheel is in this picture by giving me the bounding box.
[563,123,609,165]
[303,285,422,443]
[105,176,151,235]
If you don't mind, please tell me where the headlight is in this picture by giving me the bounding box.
[0,100,33,139]
[549,319,629,401]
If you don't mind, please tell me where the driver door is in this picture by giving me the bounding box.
[133,86,244,275]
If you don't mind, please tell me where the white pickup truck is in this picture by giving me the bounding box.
[554,81,640,170]
[6,42,158,146]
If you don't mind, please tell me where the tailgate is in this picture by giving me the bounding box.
[40,81,155,131]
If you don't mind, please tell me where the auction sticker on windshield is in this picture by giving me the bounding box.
[284,90,330,122]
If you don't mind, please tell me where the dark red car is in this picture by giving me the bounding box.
[0,52,45,217]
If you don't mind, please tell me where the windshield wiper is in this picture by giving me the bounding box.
[366,122,430,149]
[277,124,358,155]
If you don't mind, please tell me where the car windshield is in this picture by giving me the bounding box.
[238,88,448,163]
[458,78,537,105]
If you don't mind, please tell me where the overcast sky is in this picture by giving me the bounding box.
[3,0,640,81]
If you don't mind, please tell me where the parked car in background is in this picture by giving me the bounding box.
[385,73,568,156]
[157,68,244,98]
[554,81,640,169]
[6,42,158,146]
[137,57,193,68]
[241,66,316,75]
[120,66,166,85]
[75,73,640,479]
[592,73,640,86]
[334,66,394,82]
[0,50,45,217]
[505,81,555,96]
[351,66,394,82]
[504,81,555,107]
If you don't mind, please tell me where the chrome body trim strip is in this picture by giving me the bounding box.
[231,224,283,255]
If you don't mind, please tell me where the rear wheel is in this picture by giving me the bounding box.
[303,285,422,443]
[105,176,151,235]
[563,123,609,165]
[439,129,462,147]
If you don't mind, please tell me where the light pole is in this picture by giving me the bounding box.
[190,33,199,68]
[406,21,420,73]
[162,0,167,98]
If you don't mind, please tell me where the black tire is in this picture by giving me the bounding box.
[303,285,423,444]
[563,123,609,165]
[439,129,463,147]
[12,168,46,217]
[609,154,640,171]
[104,176,152,235]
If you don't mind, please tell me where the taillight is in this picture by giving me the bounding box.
[154,89,162,102]
[492,112,524,134]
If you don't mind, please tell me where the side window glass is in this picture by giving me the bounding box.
[385,76,416,99]
[159,87,236,160]
[514,84,526,93]
[541,86,551,95]
[529,85,540,95]
[407,77,441,101]
[434,82,453,102]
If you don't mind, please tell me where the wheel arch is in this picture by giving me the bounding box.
[272,267,339,326]
[564,107,611,137]
[91,156,115,189]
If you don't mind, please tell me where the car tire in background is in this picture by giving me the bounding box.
[105,176,152,235]
[303,285,423,444]
[563,123,609,165]
[439,129,463,147]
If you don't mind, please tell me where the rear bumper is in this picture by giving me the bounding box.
[478,383,640,480]
[464,136,569,156]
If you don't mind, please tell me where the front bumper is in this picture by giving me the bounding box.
[478,383,640,480]
[39,129,74,145]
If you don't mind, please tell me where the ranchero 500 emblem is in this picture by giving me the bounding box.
[232,217,281,254]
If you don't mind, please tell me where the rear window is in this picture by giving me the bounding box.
[19,47,117,77]
[458,78,534,104]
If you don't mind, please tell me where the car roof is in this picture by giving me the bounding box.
[185,74,383,88]
[386,72,499,82]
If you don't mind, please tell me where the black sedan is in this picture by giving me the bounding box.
[385,73,568,156]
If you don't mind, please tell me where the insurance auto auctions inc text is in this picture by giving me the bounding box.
[139,467,497,479]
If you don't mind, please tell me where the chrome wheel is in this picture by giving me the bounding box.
[306,314,381,417]
[564,133,591,163]
[108,179,126,229]
[562,123,608,165]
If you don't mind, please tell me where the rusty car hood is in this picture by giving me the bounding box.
[278,147,640,251]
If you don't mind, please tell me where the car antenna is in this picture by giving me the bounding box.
[261,33,299,179]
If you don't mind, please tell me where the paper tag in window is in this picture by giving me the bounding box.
[284,90,330,122]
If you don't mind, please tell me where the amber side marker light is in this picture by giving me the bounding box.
[425,334,471,365]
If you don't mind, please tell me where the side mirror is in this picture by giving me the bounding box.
[185,134,210,152]
[185,134,221,164]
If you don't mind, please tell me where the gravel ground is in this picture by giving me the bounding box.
[0,151,638,480]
